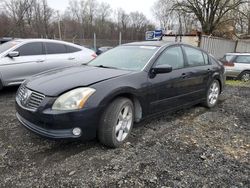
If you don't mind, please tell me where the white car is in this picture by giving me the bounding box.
[0,39,96,89]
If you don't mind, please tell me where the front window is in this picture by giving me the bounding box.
[88,46,159,71]
[155,46,184,70]
[15,42,44,56]
[0,41,21,54]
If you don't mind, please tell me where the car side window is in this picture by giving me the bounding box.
[66,45,81,53]
[15,42,44,56]
[155,46,184,70]
[235,56,250,64]
[184,46,205,67]
[45,42,67,54]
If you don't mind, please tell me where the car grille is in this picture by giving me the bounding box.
[17,85,45,111]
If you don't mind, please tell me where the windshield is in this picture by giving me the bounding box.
[0,41,21,54]
[88,46,159,71]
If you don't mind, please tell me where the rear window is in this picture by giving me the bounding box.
[66,45,81,53]
[222,55,234,62]
[210,56,222,66]
[45,42,67,54]
[183,46,205,66]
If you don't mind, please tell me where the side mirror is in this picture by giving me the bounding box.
[151,64,173,75]
[7,51,19,58]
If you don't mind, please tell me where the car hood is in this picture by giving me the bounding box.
[25,65,131,96]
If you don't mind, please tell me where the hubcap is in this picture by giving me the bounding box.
[241,73,250,82]
[115,105,133,142]
[208,82,219,105]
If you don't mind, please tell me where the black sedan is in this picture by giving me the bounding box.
[16,41,225,148]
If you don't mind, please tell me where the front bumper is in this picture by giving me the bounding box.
[16,100,103,140]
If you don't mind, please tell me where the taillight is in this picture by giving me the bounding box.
[91,54,97,58]
[223,61,235,67]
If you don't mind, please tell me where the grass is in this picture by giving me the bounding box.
[226,80,250,87]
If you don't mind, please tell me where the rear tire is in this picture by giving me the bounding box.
[98,98,134,148]
[203,80,220,108]
[239,71,250,82]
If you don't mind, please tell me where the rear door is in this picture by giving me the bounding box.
[65,45,92,64]
[0,42,46,85]
[180,45,211,103]
[44,42,79,69]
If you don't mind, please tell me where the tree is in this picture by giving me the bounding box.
[174,0,246,34]
[129,11,149,40]
[31,0,53,37]
[152,0,175,30]
[3,0,35,37]
[237,1,250,34]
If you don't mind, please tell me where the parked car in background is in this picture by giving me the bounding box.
[96,46,113,55]
[220,53,250,81]
[0,39,96,89]
[0,37,13,44]
[16,41,225,148]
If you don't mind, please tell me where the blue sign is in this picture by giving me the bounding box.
[145,30,163,41]
[154,30,163,38]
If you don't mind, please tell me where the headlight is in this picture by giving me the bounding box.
[52,88,96,111]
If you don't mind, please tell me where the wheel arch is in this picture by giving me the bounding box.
[212,73,223,94]
[100,90,144,123]
[239,69,250,75]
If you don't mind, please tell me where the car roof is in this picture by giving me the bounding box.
[12,38,82,47]
[225,53,250,56]
[123,41,175,47]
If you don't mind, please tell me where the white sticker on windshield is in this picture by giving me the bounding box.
[139,46,157,50]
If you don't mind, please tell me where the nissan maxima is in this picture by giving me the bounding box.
[16,41,225,148]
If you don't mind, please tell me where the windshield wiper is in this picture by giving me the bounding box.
[94,65,118,69]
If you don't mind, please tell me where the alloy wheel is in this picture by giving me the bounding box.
[208,81,220,105]
[115,105,133,142]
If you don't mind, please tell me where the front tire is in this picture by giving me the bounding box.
[98,98,134,148]
[203,80,220,108]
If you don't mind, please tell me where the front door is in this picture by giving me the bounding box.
[0,42,46,86]
[148,45,193,114]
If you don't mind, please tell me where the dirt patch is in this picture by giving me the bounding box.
[0,86,249,187]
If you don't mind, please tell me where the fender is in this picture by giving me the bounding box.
[99,86,144,107]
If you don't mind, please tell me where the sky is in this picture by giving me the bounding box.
[47,0,157,22]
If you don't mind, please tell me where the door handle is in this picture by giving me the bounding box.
[207,68,212,72]
[68,57,75,60]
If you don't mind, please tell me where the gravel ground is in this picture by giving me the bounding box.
[0,85,249,188]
